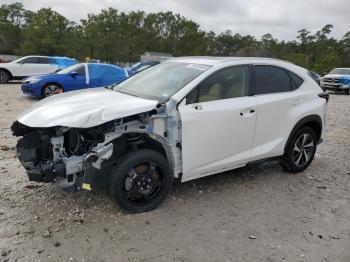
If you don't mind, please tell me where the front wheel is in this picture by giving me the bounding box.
[281,126,317,173]
[42,84,62,98]
[109,149,173,213]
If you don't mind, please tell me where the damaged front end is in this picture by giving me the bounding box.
[11,120,112,191]
[11,108,182,192]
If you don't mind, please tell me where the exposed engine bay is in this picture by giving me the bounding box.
[11,108,182,191]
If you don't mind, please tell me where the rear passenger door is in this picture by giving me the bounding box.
[250,65,304,161]
[88,64,106,88]
[37,57,57,74]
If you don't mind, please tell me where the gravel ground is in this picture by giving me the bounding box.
[0,83,349,262]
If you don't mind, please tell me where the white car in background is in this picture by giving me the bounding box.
[0,55,76,83]
[12,57,328,213]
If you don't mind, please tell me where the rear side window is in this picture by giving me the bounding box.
[254,65,292,95]
[38,57,50,64]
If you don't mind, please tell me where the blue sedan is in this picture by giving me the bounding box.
[22,63,128,98]
[127,61,159,76]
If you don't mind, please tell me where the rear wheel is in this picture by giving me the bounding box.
[42,84,62,98]
[345,89,350,95]
[109,149,173,213]
[0,70,10,83]
[281,126,317,173]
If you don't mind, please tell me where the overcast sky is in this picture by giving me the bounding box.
[3,0,350,40]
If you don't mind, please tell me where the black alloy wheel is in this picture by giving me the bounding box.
[110,149,173,213]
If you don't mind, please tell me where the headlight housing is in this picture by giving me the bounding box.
[24,78,40,84]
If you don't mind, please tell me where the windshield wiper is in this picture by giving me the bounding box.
[115,89,139,98]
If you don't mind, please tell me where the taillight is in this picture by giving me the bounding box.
[318,92,329,104]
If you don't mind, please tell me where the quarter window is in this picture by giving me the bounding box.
[186,66,250,104]
[254,65,295,94]
[289,71,304,90]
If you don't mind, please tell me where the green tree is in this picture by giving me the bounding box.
[0,2,347,73]
[21,8,71,55]
[0,3,31,54]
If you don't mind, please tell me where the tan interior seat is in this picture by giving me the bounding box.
[225,81,243,98]
[199,83,223,102]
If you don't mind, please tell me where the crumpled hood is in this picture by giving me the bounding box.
[17,88,158,128]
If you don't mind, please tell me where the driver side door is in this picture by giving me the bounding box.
[63,65,87,92]
[178,66,257,181]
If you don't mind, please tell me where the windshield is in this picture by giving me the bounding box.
[115,62,210,101]
[131,62,141,68]
[329,68,350,75]
[57,63,84,74]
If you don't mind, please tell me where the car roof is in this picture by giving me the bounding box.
[166,56,293,66]
[21,55,50,58]
[22,55,75,59]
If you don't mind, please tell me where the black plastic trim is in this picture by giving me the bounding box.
[284,115,323,151]
[247,155,282,166]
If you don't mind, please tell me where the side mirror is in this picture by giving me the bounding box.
[18,60,25,64]
[70,71,78,77]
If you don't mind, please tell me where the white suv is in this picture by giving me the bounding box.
[12,57,328,212]
[0,56,75,83]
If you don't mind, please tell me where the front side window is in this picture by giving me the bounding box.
[20,57,39,64]
[75,66,86,76]
[186,66,250,104]
[254,65,294,95]
[115,62,210,101]
[57,64,84,75]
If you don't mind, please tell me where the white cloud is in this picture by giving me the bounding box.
[3,0,350,40]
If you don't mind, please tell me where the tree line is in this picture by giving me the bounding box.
[1,2,349,73]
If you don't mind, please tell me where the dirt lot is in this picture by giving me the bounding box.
[0,83,349,262]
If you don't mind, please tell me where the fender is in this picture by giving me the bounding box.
[284,114,322,151]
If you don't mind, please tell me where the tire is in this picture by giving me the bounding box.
[109,149,173,213]
[42,84,62,98]
[346,89,350,95]
[281,126,317,173]
[0,70,10,83]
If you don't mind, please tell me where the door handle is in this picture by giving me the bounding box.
[293,99,303,106]
[192,104,202,110]
[240,108,256,116]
